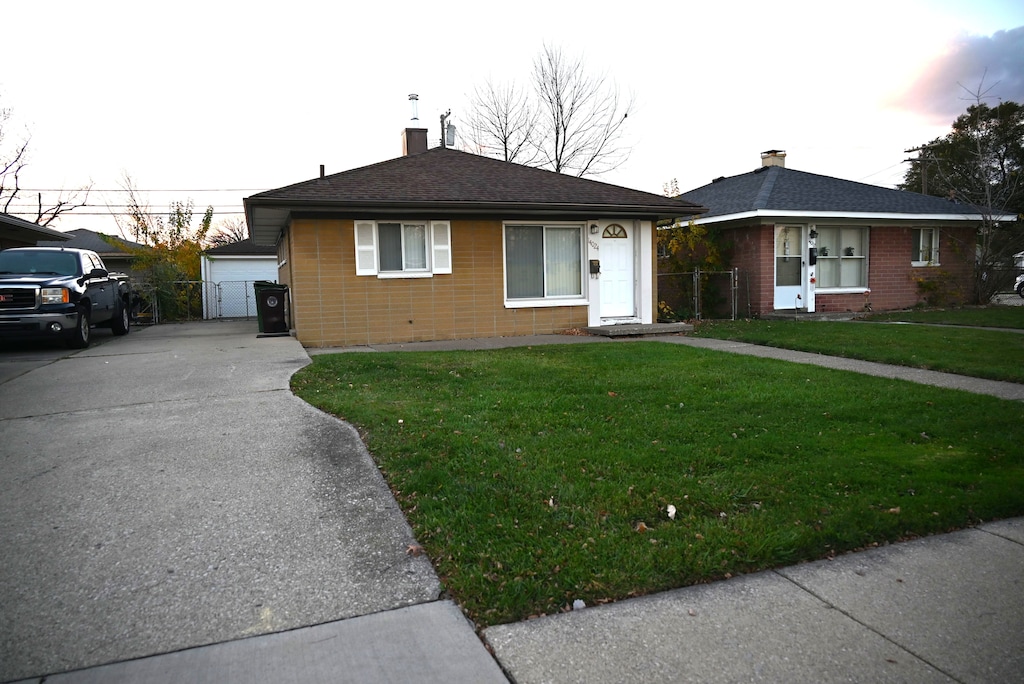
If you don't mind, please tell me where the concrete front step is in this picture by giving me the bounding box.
[582,322,693,337]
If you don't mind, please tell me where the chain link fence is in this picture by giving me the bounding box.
[129,280,265,323]
[657,268,746,321]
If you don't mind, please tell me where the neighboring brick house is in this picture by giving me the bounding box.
[244,129,704,347]
[675,151,1009,315]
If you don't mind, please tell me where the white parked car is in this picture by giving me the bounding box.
[1016,273,1024,298]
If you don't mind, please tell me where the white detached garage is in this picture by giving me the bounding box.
[200,241,278,319]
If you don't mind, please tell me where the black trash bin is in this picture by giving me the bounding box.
[254,281,289,334]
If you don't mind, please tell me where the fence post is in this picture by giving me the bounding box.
[732,267,739,320]
[692,268,700,320]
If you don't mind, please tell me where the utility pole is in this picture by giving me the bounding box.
[905,144,938,195]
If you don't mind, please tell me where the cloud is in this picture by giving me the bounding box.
[897,26,1024,123]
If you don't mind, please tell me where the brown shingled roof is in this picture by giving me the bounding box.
[245,147,704,245]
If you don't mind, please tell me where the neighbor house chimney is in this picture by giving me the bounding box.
[761,149,786,168]
[403,128,428,156]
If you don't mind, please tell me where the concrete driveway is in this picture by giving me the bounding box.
[0,321,442,681]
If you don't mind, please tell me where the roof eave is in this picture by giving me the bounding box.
[245,198,705,246]
[692,209,1013,226]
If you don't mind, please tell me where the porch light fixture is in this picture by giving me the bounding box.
[590,224,599,234]
[809,228,818,239]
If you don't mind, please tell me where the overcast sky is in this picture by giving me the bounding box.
[3,0,1023,235]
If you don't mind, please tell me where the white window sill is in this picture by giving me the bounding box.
[376,271,434,279]
[815,287,870,294]
[505,297,588,309]
[911,261,940,268]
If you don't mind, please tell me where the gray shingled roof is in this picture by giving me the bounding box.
[245,147,704,245]
[680,166,997,221]
[37,228,146,253]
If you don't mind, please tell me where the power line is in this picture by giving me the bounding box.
[3,210,245,217]
[856,162,907,185]
[16,187,265,193]
[4,204,244,210]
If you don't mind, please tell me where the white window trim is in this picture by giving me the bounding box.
[814,225,870,292]
[911,227,940,267]
[354,220,451,278]
[502,222,589,308]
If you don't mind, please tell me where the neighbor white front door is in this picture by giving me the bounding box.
[599,222,636,319]
[773,226,805,309]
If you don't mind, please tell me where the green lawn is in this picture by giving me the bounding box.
[864,305,1024,329]
[292,342,1024,627]
[692,318,1024,383]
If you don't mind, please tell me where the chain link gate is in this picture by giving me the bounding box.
[204,280,260,319]
[657,267,742,321]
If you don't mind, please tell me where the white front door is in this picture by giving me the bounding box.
[599,222,635,319]
[773,226,805,310]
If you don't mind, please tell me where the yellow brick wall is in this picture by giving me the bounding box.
[286,218,590,347]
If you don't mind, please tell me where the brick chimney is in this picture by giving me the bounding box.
[761,149,786,168]
[403,128,428,156]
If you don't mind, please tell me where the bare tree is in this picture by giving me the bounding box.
[462,44,634,178]
[111,172,213,250]
[207,216,249,247]
[1,98,90,226]
[462,79,540,165]
[531,43,634,177]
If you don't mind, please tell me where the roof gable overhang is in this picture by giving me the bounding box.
[0,212,71,243]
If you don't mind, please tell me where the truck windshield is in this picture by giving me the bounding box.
[0,250,80,276]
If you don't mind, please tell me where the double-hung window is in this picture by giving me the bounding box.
[354,220,451,277]
[911,228,939,266]
[504,223,584,305]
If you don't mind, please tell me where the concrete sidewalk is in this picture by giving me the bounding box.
[486,518,1024,683]
[5,326,1022,683]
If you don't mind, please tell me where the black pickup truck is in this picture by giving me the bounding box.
[0,246,132,348]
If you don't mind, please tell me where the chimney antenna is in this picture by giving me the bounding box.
[440,109,451,148]
[408,94,419,121]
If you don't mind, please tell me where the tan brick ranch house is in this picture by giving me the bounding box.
[677,151,1011,315]
[244,129,704,347]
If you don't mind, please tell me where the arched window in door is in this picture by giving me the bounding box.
[603,224,627,238]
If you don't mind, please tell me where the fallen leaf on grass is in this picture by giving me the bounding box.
[635,521,649,533]
[406,544,425,556]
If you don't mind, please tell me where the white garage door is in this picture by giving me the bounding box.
[202,256,279,319]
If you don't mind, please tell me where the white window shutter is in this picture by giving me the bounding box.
[355,221,377,275]
[431,221,452,274]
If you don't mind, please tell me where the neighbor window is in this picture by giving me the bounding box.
[354,220,451,277]
[504,224,584,303]
[912,228,939,265]
[815,225,868,289]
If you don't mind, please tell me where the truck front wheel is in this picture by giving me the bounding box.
[67,307,91,349]
[111,298,130,335]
